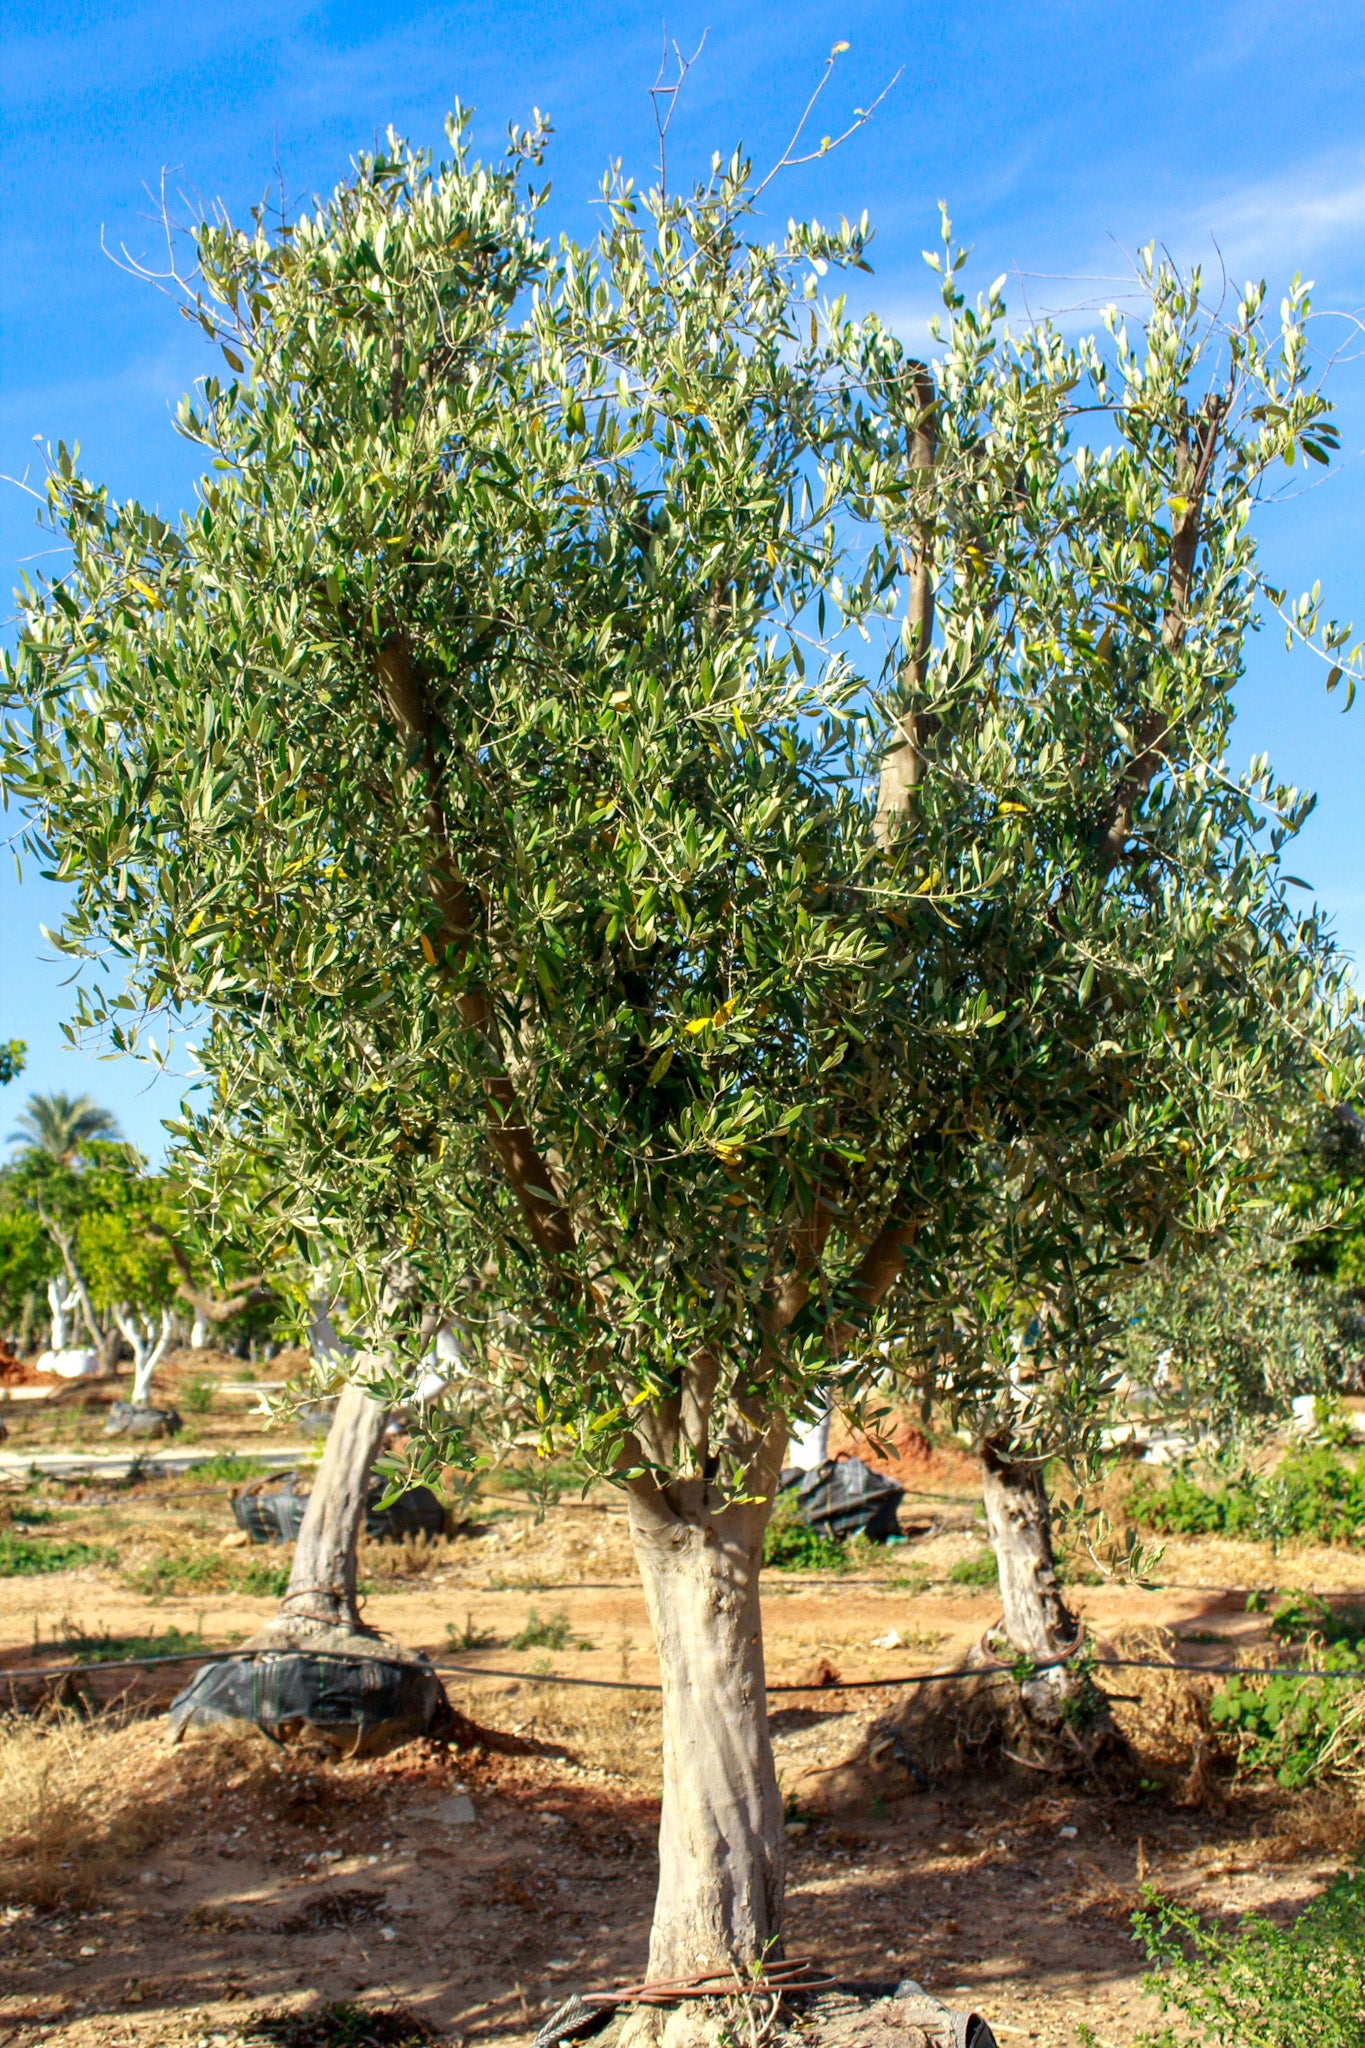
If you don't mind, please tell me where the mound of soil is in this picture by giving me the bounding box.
[828,1413,980,1494]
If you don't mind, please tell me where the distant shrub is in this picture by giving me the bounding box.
[1127,1447,1365,1548]
[181,1376,216,1415]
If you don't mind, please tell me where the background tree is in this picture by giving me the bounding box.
[7,1090,120,1165]
[0,1041,24,1088]
[5,107,1362,2001]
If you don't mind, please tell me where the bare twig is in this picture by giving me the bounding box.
[649,25,709,199]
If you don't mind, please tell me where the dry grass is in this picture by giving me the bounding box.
[446,1679,664,1791]
[0,1709,173,1906]
[0,1711,280,1908]
[355,1531,471,1584]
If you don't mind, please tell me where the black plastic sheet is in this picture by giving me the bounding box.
[168,1649,456,1755]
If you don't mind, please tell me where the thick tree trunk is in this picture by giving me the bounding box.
[625,1482,784,1995]
[979,1439,1080,1726]
[245,1376,390,1653]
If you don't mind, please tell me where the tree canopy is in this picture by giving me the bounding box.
[3,105,1362,1972]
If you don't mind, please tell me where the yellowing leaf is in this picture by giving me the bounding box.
[997,801,1029,815]
[420,934,437,965]
[610,689,631,707]
[684,1016,711,1036]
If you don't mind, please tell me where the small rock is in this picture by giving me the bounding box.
[1057,1825,1078,1839]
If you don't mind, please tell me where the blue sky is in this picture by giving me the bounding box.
[3,0,1364,1160]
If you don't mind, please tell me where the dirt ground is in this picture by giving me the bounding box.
[3,1362,1365,2048]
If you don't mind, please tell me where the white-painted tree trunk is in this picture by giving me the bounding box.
[979,1439,1080,1724]
[785,1394,830,1471]
[112,1306,175,1405]
[47,1275,73,1351]
[190,1309,210,1350]
[624,1479,785,1995]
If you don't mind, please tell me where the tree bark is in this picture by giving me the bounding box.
[246,1376,390,1651]
[624,1480,784,1993]
[979,1439,1080,1726]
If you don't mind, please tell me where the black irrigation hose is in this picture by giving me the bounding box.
[6,1646,1365,1691]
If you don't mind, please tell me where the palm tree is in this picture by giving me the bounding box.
[7,1090,121,1165]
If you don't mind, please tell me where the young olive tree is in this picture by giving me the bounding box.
[5,109,1361,1992]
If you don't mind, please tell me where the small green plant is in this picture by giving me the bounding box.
[236,1559,293,1598]
[762,1496,847,1573]
[1267,1592,1365,1648]
[1134,1854,1365,2044]
[124,1553,222,1597]
[509,1608,592,1651]
[1208,1646,1365,1789]
[948,1549,1000,1586]
[0,1532,117,1576]
[186,1450,270,1483]
[445,1613,496,1651]
[181,1375,215,1415]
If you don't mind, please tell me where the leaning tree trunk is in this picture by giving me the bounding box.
[979,1438,1084,1726]
[245,1377,390,1655]
[623,1478,785,2023]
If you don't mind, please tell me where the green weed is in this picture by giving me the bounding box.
[181,1376,215,1415]
[762,1497,847,1573]
[445,1613,496,1651]
[185,1450,271,1483]
[948,1549,1000,1586]
[0,1532,117,1576]
[1208,1647,1365,1789]
[235,1559,293,1598]
[243,2001,434,2048]
[1134,1854,1365,2044]
[62,1623,210,1664]
[1267,1592,1365,1648]
[509,1608,592,1651]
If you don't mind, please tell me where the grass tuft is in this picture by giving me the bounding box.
[243,2001,435,2048]
[509,1607,593,1651]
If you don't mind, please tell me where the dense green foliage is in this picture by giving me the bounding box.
[4,110,1360,1501]
[1135,1858,1365,2044]
[1128,1445,1365,1547]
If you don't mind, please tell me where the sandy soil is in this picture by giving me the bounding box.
[3,1373,1365,2047]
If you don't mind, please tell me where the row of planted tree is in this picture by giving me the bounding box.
[2,99,1365,2016]
[0,1087,277,1402]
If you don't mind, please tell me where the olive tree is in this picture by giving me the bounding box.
[5,107,1361,1997]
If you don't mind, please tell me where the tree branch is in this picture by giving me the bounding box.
[376,633,578,1268]
[875,363,938,849]
[1094,395,1226,872]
